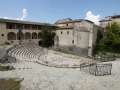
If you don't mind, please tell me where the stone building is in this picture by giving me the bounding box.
[0,18,55,45]
[0,18,100,57]
[100,15,120,29]
[54,18,99,56]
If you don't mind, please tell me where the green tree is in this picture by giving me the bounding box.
[93,29,103,54]
[99,22,120,53]
[40,27,56,48]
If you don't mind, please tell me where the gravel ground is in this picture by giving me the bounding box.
[0,59,120,90]
[0,44,120,90]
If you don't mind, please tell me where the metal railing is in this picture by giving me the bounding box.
[80,63,112,76]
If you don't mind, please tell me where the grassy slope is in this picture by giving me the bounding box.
[0,65,14,71]
[0,79,21,90]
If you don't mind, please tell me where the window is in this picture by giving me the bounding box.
[32,32,37,39]
[32,25,38,30]
[66,24,68,26]
[38,26,42,30]
[61,31,63,34]
[24,24,31,30]
[72,40,74,44]
[67,31,69,35]
[6,23,16,29]
[1,34,4,37]
[16,24,23,29]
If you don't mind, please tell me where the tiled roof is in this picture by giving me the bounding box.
[111,15,120,18]
[55,19,94,24]
[0,18,55,26]
[100,15,120,22]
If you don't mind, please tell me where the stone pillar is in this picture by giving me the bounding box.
[88,29,93,57]
[54,36,59,48]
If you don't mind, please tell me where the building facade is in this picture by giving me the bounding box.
[54,18,99,56]
[100,15,120,29]
[0,18,99,57]
[0,18,55,45]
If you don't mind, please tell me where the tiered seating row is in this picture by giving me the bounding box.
[8,43,95,68]
[8,43,47,63]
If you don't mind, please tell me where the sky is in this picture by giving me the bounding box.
[0,0,120,24]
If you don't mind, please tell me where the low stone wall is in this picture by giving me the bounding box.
[54,46,88,56]
[94,53,116,62]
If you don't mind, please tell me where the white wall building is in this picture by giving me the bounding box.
[54,18,99,57]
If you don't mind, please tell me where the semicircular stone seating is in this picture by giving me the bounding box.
[8,43,48,67]
[8,42,95,68]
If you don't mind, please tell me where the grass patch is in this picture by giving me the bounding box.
[0,65,15,71]
[0,79,21,90]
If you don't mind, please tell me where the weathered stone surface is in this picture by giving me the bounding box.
[0,54,16,63]
[0,48,7,59]
[0,47,16,63]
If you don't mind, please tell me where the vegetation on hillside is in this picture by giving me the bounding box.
[0,79,21,90]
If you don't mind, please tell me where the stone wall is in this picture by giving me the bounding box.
[56,46,88,56]
[55,21,98,56]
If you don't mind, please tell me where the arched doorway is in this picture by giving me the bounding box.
[32,32,37,39]
[17,32,24,40]
[7,32,16,40]
[25,32,31,40]
[38,32,42,39]
[38,40,42,46]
